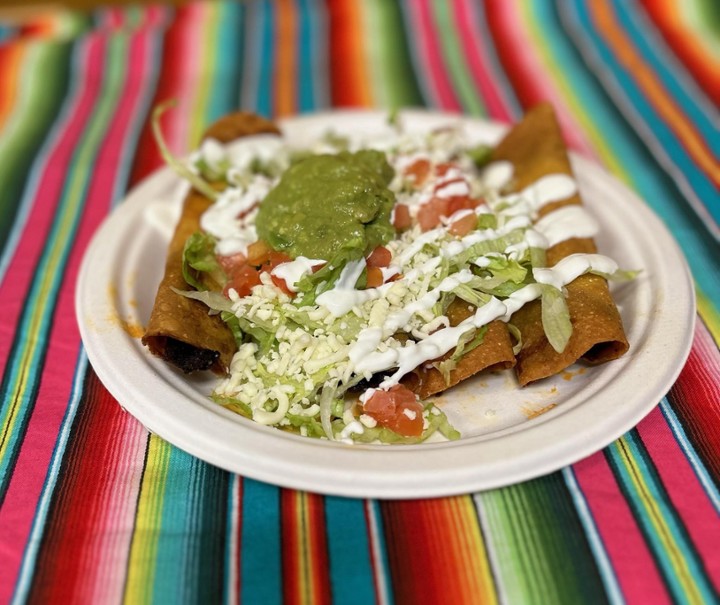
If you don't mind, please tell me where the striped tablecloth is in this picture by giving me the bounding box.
[1,1,718,603]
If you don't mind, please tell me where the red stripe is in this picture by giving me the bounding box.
[380,500,456,604]
[0,28,154,600]
[667,322,720,483]
[639,0,720,105]
[26,373,131,602]
[129,6,189,186]
[0,35,107,600]
[453,0,514,121]
[636,406,720,591]
[281,490,302,604]
[572,454,671,604]
[327,0,365,106]
[410,0,462,110]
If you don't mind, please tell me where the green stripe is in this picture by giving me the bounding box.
[0,41,71,254]
[148,450,228,603]
[0,31,128,500]
[478,474,609,604]
[370,0,424,109]
[430,0,486,116]
[606,433,716,605]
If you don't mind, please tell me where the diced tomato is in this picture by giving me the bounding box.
[448,211,477,236]
[270,273,294,296]
[367,246,392,268]
[446,195,481,216]
[362,385,424,437]
[223,264,262,297]
[403,158,431,187]
[417,197,449,231]
[392,204,412,231]
[434,162,457,177]
[365,266,384,288]
[217,253,247,276]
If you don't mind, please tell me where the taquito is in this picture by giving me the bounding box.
[142,112,280,374]
[495,103,629,385]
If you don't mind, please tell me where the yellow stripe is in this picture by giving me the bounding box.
[452,496,498,604]
[188,4,219,147]
[696,288,720,345]
[522,2,631,183]
[615,438,704,604]
[124,436,172,604]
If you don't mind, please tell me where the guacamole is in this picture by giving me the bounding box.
[255,149,396,260]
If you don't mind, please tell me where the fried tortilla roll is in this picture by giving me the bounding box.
[402,301,516,399]
[142,112,280,374]
[495,103,628,385]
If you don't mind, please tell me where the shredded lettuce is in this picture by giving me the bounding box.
[151,100,219,201]
[540,285,573,353]
[182,231,225,291]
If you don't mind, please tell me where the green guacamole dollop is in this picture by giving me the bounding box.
[255,150,396,260]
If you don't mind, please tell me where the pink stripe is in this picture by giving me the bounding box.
[572,454,671,604]
[170,4,206,152]
[0,36,106,377]
[636,405,720,591]
[409,0,462,111]
[69,31,155,602]
[0,27,152,601]
[493,0,596,156]
[453,0,513,121]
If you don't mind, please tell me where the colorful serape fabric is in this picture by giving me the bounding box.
[0,1,718,603]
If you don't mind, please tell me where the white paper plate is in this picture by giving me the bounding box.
[75,110,695,499]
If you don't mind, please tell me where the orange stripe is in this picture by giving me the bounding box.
[338,0,373,106]
[0,43,25,129]
[275,0,297,117]
[591,2,719,184]
[647,0,720,100]
[307,493,331,605]
[281,490,302,605]
[451,496,498,603]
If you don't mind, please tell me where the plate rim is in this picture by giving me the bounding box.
[75,109,696,499]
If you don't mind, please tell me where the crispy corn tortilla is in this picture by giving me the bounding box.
[142,113,280,374]
[493,103,628,385]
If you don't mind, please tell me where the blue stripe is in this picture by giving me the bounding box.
[660,397,720,513]
[255,2,274,116]
[472,0,522,119]
[240,479,282,605]
[570,0,720,231]
[368,500,394,605]
[0,34,127,499]
[208,2,244,122]
[562,468,625,605]
[11,352,89,605]
[615,0,719,151]
[324,497,377,605]
[558,2,720,303]
[297,0,316,112]
[607,434,717,604]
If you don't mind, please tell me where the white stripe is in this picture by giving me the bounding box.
[308,0,331,109]
[12,352,89,604]
[562,5,720,241]
[562,467,625,604]
[472,493,508,605]
[225,474,241,605]
[240,2,263,112]
[0,43,81,284]
[628,2,719,121]
[660,398,720,513]
[364,501,391,605]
